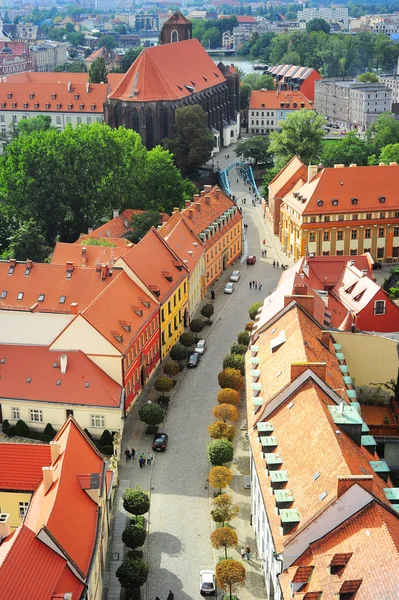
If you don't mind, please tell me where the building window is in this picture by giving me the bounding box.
[374,300,386,315]
[324,216,330,222]
[56,116,61,125]
[350,249,357,256]
[322,251,329,256]
[337,230,343,240]
[377,247,384,258]
[323,231,329,241]
[91,414,105,428]
[394,227,399,237]
[351,230,357,240]
[365,229,371,239]
[336,250,344,256]
[393,247,399,257]
[77,117,82,124]
[309,232,315,242]
[19,502,29,517]
[30,409,43,422]
[12,407,20,420]
[380,213,385,219]
[338,215,344,221]
[379,227,385,238]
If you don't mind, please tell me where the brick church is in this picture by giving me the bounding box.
[105,12,240,150]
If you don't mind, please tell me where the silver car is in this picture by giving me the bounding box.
[230,270,240,282]
[195,339,207,354]
[200,570,216,596]
[224,282,234,294]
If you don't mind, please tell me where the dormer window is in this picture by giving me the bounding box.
[59,295,66,304]
[68,103,73,109]
[34,103,39,109]
[79,104,84,110]
[52,93,56,100]
[1,103,5,108]
[339,580,362,599]
[8,266,14,275]
[332,198,338,206]
[74,94,79,100]
[379,196,386,203]
[330,553,353,575]
[30,93,34,99]
[172,260,183,271]
[111,330,123,343]
[119,320,131,331]
[46,103,50,109]
[131,306,143,317]
[17,292,24,300]
[316,199,323,207]
[162,271,173,282]
[57,103,61,109]
[38,294,45,302]
[12,102,16,108]
[0,290,7,299]
[139,297,150,308]
[351,197,358,205]
[149,285,161,297]
[91,104,96,110]
[7,93,12,99]
[23,103,28,109]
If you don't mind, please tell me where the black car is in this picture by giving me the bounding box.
[372,262,382,270]
[187,352,201,368]
[152,432,168,451]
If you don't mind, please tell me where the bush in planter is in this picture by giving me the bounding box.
[210,527,238,560]
[209,466,233,493]
[101,444,114,455]
[116,556,149,590]
[180,332,195,347]
[212,404,238,423]
[100,429,113,446]
[218,368,244,391]
[84,428,93,440]
[237,331,250,346]
[189,318,205,339]
[208,421,235,442]
[154,376,173,399]
[138,403,163,428]
[207,439,234,466]
[122,522,147,549]
[15,419,29,437]
[245,321,255,331]
[125,587,141,600]
[7,426,16,437]
[163,361,180,377]
[2,419,10,434]
[43,423,57,439]
[39,433,52,443]
[249,301,263,320]
[170,343,188,367]
[223,354,245,376]
[230,343,247,356]
[122,488,150,521]
[201,303,214,323]
[217,388,240,406]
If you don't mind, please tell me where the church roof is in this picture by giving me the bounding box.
[108,38,226,102]
[163,11,191,25]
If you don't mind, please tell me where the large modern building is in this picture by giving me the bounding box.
[314,78,392,128]
[266,64,321,102]
[297,6,348,28]
[248,90,313,135]
[105,12,240,150]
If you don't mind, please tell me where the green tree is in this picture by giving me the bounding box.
[179,332,195,347]
[306,18,330,34]
[249,301,263,320]
[9,219,50,262]
[241,73,274,90]
[218,368,244,391]
[237,331,250,346]
[207,439,234,465]
[127,211,162,243]
[163,361,180,377]
[170,343,188,366]
[269,109,326,167]
[138,403,163,427]
[122,488,150,520]
[200,303,214,320]
[222,354,245,376]
[53,61,86,73]
[116,557,149,590]
[122,522,147,549]
[18,115,53,136]
[210,527,238,559]
[96,35,117,51]
[121,47,143,72]
[379,143,399,164]
[240,83,252,110]
[322,132,370,167]
[89,56,108,83]
[153,376,173,399]
[211,493,239,525]
[202,26,220,48]
[66,31,85,46]
[216,559,246,600]
[190,318,205,338]
[368,113,399,153]
[208,421,235,442]
[358,71,378,83]
[230,343,248,356]
[236,136,273,167]
[163,106,214,174]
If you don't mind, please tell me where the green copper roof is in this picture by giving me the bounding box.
[280,508,300,523]
[274,489,294,504]
[251,369,261,377]
[336,352,345,361]
[250,345,259,352]
[384,488,399,502]
[333,343,342,350]
[340,365,349,373]
[361,435,376,447]
[370,460,390,473]
[328,404,363,426]
[260,436,278,448]
[250,357,260,365]
[265,453,283,466]
[257,422,273,433]
[270,470,288,484]
[251,382,262,391]
[346,389,357,400]
[362,422,370,433]
[252,396,264,406]
[343,376,353,386]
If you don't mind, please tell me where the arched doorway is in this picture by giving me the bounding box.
[171,30,179,43]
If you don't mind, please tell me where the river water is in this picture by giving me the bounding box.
[211,54,255,74]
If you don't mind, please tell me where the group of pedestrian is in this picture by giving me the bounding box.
[155,591,174,600]
[124,447,136,460]
[249,281,262,291]
[272,260,280,268]
[241,197,247,204]
[224,153,230,159]
[261,249,267,258]
[243,223,248,231]
[138,453,153,468]
[240,546,251,561]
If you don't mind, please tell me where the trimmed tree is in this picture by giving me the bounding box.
[223,353,245,376]
[180,332,195,347]
[218,368,244,391]
[138,403,163,430]
[122,488,150,522]
[122,522,147,549]
[189,318,205,339]
[207,439,234,465]
[210,527,238,559]
[209,465,233,493]
[230,343,247,356]
[216,559,246,600]
[208,421,235,442]
[211,493,239,526]
[116,556,149,590]
[245,321,255,331]
[201,303,214,324]
[170,343,188,367]
[217,388,240,406]
[249,301,263,320]
[153,376,173,399]
[212,404,238,423]
[237,331,250,346]
[163,361,180,377]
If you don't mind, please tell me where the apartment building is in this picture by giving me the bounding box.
[380,72,399,103]
[248,89,313,135]
[134,13,159,30]
[314,78,392,128]
[275,161,399,264]
[267,64,321,102]
[297,6,348,28]
[30,41,68,71]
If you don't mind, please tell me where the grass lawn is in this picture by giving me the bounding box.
[322,139,342,149]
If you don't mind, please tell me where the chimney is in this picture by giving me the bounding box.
[0,514,10,540]
[185,200,191,208]
[9,259,16,267]
[172,206,179,214]
[67,81,71,92]
[193,194,200,202]
[106,230,110,237]
[291,361,326,382]
[101,265,109,280]
[189,209,194,219]
[215,188,220,199]
[390,162,397,166]
[88,227,93,234]
[321,331,331,347]
[195,202,201,211]
[81,246,87,266]
[333,164,345,168]
[337,475,373,498]
[283,294,314,316]
[193,242,198,247]
[26,259,32,269]
[349,163,357,167]
[112,208,119,219]
[203,185,212,193]
[188,250,193,255]
[71,302,78,315]
[86,81,90,93]
[66,261,74,273]
[42,466,53,495]
[60,354,67,374]
[293,283,308,295]
[50,440,61,464]
[204,195,211,205]
[307,164,318,182]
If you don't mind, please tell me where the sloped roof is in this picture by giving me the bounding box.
[163,10,191,24]
[331,263,381,314]
[0,345,122,407]
[0,444,51,491]
[109,38,225,102]
[268,155,307,197]
[249,90,313,110]
[75,209,168,243]
[267,64,319,81]
[159,212,203,274]
[4,72,88,83]
[51,241,132,268]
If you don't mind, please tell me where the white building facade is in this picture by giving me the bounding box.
[297,7,348,28]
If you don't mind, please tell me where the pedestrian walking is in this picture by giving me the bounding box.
[276,261,279,268]
[139,456,144,469]
[141,453,146,466]
[254,282,258,290]
[124,449,131,461]
[263,239,266,245]
[237,178,239,183]
[147,453,152,466]
[155,597,161,600]
[264,249,267,257]
[240,547,246,559]
[131,448,136,460]
[273,260,276,268]
[259,283,262,291]
[249,281,252,289]
[167,591,174,600]
[246,546,251,560]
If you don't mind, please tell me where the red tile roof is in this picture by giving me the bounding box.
[75,209,168,243]
[4,72,89,83]
[163,10,191,24]
[0,444,51,491]
[0,346,122,407]
[159,212,203,273]
[249,90,313,110]
[268,155,306,197]
[109,38,226,102]
[51,241,132,268]
[236,15,258,22]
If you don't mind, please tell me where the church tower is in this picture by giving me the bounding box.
[160,12,192,45]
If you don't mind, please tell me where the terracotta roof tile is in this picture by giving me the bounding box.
[109,38,225,102]
[249,90,313,110]
[75,209,168,243]
[0,444,51,491]
[163,10,191,24]
[51,241,132,268]
[268,155,307,197]
[159,214,204,273]
[293,566,314,582]
[340,580,362,593]
[330,552,353,566]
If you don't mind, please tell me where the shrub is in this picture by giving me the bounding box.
[190,319,205,336]
[218,368,244,391]
[7,426,16,437]
[207,439,234,465]
[211,494,239,525]
[237,331,250,346]
[249,301,263,320]
[216,559,246,598]
[217,388,240,406]
[245,321,254,331]
[116,556,149,590]
[123,488,150,520]
[210,527,238,559]
[138,403,164,426]
[209,466,234,492]
[223,354,245,375]
[180,332,195,347]
[170,343,188,365]
[102,444,114,455]
[15,419,29,437]
[122,522,147,549]
[84,428,93,440]
[163,361,180,377]
[212,404,238,423]
[43,423,57,438]
[100,429,113,446]
[39,433,52,443]
[201,303,215,319]
[154,376,173,397]
[208,421,235,442]
[125,587,141,600]
[28,431,39,440]
[2,419,10,434]
[230,343,247,356]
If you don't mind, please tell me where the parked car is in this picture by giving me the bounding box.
[187,352,201,367]
[372,262,382,270]
[200,570,216,596]
[195,339,207,354]
[152,432,168,451]
[224,282,235,294]
[230,270,241,282]
[246,255,256,265]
